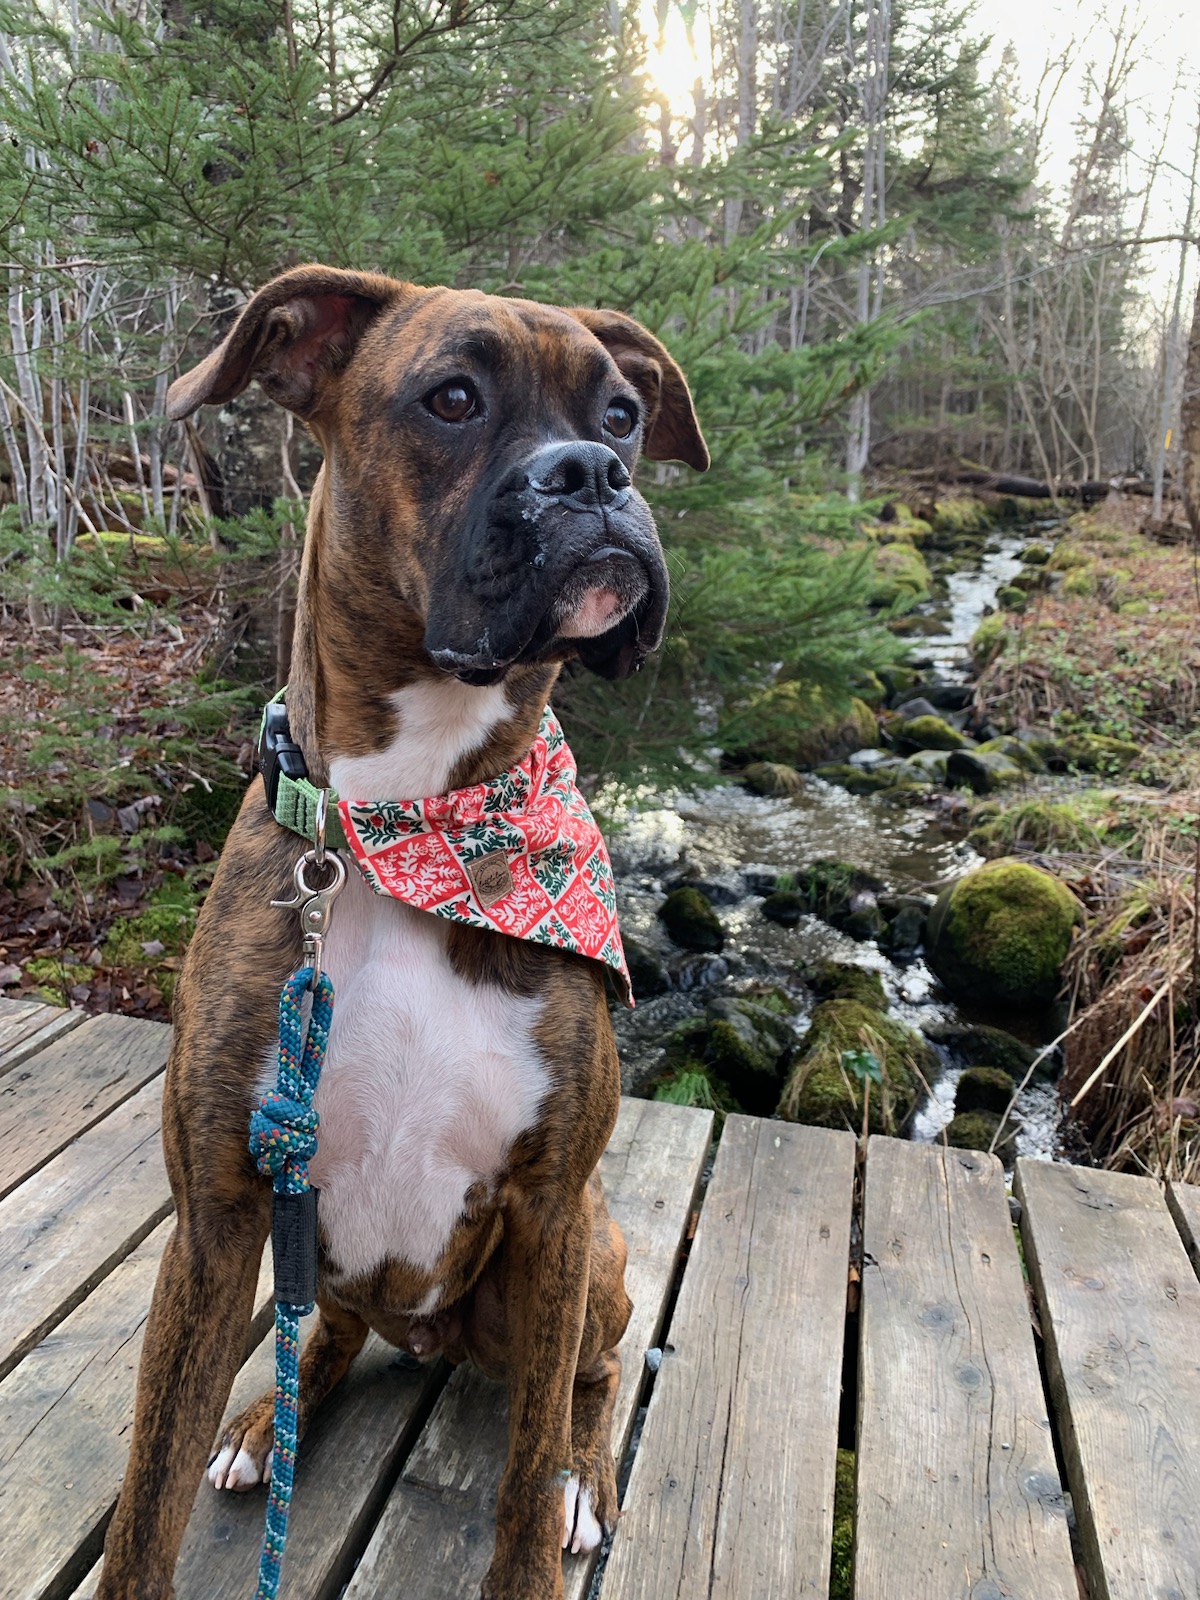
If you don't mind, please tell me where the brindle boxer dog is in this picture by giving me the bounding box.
[95,266,708,1600]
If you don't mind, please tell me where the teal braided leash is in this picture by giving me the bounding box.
[248,964,333,1600]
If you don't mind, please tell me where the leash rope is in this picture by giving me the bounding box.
[248,964,333,1600]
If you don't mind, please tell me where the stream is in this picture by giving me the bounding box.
[605,527,1064,1162]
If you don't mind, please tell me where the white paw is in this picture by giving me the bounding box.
[562,1475,603,1555]
[207,1444,271,1491]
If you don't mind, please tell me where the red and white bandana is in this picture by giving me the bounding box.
[336,710,632,1004]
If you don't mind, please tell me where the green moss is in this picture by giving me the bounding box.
[923,1021,1040,1079]
[1049,540,1089,570]
[945,1109,1017,1163]
[658,887,724,952]
[895,714,965,752]
[26,955,94,1004]
[1019,544,1050,565]
[871,539,932,608]
[813,763,903,795]
[830,1449,856,1600]
[794,859,886,922]
[1062,567,1094,597]
[742,761,805,797]
[804,959,887,1009]
[997,585,1027,612]
[778,999,936,1133]
[849,670,887,708]
[731,683,878,768]
[969,613,1008,668]
[931,499,991,535]
[976,737,1044,774]
[926,859,1079,1006]
[967,797,1102,857]
[103,882,198,967]
[955,1066,1016,1116]
[762,890,805,926]
[1057,733,1140,774]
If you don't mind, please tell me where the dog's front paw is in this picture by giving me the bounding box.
[207,1396,274,1492]
[562,1458,617,1555]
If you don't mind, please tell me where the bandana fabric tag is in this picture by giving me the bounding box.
[337,711,633,1005]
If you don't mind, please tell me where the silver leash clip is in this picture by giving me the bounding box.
[272,845,347,985]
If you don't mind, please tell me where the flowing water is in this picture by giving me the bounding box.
[606,529,1064,1162]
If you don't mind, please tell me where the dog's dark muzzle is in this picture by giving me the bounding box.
[425,440,669,684]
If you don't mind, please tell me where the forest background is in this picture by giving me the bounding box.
[1,0,1199,1007]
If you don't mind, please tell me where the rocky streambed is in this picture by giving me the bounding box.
[605,522,1069,1164]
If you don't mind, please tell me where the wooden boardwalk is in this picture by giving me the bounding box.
[2,995,1200,1600]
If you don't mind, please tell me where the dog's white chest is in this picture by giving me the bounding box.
[300,870,550,1282]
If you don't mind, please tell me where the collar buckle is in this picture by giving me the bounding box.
[259,697,309,813]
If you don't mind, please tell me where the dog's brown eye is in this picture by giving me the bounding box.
[603,401,636,439]
[427,380,478,422]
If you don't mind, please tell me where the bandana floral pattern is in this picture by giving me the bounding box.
[337,711,632,1004]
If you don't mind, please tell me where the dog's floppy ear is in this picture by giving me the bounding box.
[566,308,709,472]
[166,265,411,421]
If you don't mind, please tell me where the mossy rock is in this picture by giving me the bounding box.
[1061,567,1094,597]
[882,898,928,954]
[894,714,965,753]
[813,763,904,796]
[923,1021,1043,1080]
[777,1000,936,1134]
[955,1066,1016,1116]
[944,1109,1018,1163]
[1019,543,1050,565]
[976,736,1045,774]
[804,959,887,1009]
[902,749,950,783]
[1049,540,1089,571]
[849,670,887,707]
[945,749,1023,795]
[653,1061,739,1128]
[931,499,991,536]
[762,890,807,927]
[871,540,932,608]
[658,887,725,953]
[792,859,886,928]
[997,585,1027,613]
[969,613,1009,668]
[1010,566,1050,593]
[743,761,805,797]
[926,859,1078,1007]
[1057,733,1141,775]
[879,665,922,700]
[728,683,878,769]
[830,1448,856,1600]
[622,935,670,998]
[967,796,1102,858]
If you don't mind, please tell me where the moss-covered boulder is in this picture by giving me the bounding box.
[743,761,805,797]
[1057,732,1141,775]
[622,935,670,999]
[902,749,950,783]
[804,960,887,1009]
[777,1000,936,1134]
[931,498,991,537]
[944,1109,1017,1163]
[926,859,1078,1007]
[849,669,887,708]
[653,1061,739,1127]
[729,683,878,769]
[762,890,805,927]
[976,736,1045,774]
[894,714,966,753]
[969,613,1008,669]
[813,763,905,796]
[880,896,929,954]
[658,887,725,953]
[879,665,921,701]
[945,748,1023,795]
[954,1066,1016,1116]
[923,1021,1044,1080]
[871,539,931,608]
[654,996,793,1118]
[1019,543,1050,565]
[997,585,1028,612]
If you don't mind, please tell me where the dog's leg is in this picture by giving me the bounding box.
[208,1298,369,1491]
[97,1201,269,1600]
[563,1184,632,1555]
[482,1185,594,1600]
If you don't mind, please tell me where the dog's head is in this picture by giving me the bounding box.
[168,266,708,683]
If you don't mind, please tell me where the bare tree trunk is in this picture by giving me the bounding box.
[1181,278,1200,541]
[1153,103,1200,520]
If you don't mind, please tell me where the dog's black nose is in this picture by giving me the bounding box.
[527,442,630,511]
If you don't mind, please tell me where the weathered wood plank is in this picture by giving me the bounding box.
[0,1013,170,1200]
[0,1075,172,1383]
[856,1138,1076,1600]
[0,997,86,1079]
[0,1221,273,1600]
[601,1116,855,1600]
[1016,1157,1200,1600]
[342,1097,715,1600]
[1166,1178,1200,1278]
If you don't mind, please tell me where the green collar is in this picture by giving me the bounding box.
[258,689,348,851]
